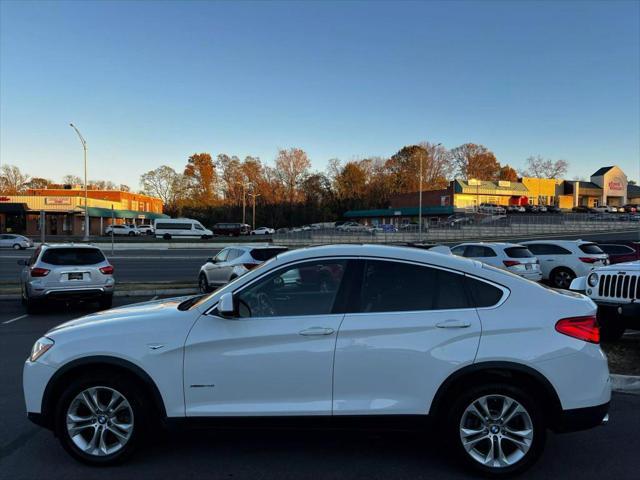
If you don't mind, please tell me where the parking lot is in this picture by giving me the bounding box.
[0,294,639,480]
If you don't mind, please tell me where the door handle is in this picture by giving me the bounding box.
[545,259,554,262]
[299,327,335,336]
[436,319,471,329]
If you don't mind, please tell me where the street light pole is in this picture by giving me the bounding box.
[236,181,251,225]
[70,123,89,241]
[417,142,441,242]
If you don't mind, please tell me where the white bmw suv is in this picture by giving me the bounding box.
[24,245,610,475]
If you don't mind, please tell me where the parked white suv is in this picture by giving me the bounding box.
[520,240,608,289]
[24,244,610,475]
[451,242,542,282]
[479,203,506,215]
[136,224,155,235]
[592,205,617,213]
[104,224,139,236]
[570,260,640,341]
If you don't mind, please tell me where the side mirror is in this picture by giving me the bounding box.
[206,257,214,263]
[218,292,235,316]
[17,259,27,266]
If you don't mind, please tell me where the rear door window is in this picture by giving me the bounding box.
[41,248,106,266]
[526,244,571,255]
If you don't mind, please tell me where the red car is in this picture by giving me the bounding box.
[595,241,640,264]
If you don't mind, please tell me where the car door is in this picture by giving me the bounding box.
[333,259,481,415]
[183,258,351,416]
[205,248,230,285]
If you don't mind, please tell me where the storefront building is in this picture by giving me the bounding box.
[0,187,168,235]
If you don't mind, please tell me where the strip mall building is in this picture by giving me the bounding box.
[345,165,639,224]
[0,187,168,235]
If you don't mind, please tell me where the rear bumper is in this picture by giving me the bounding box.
[29,286,113,300]
[553,402,610,433]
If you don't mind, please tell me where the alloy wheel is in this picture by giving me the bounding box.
[554,271,573,288]
[459,394,533,469]
[66,386,134,457]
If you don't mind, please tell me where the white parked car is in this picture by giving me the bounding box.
[520,240,608,289]
[250,227,275,235]
[104,224,139,236]
[336,222,372,232]
[479,203,506,215]
[24,244,610,475]
[136,224,154,235]
[154,218,213,239]
[592,205,617,213]
[451,242,542,282]
[570,260,640,341]
[0,233,33,249]
[198,245,288,292]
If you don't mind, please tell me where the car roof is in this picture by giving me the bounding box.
[520,239,591,245]
[270,244,482,273]
[454,242,524,248]
[41,243,103,249]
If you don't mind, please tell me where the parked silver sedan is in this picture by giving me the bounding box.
[0,233,33,249]
[19,244,115,312]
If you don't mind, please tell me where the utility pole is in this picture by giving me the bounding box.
[249,192,261,230]
[236,181,251,225]
[418,143,441,242]
[69,123,89,241]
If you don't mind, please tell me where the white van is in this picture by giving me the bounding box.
[154,218,213,240]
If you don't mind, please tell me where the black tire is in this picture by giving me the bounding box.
[23,288,41,313]
[163,233,171,240]
[598,306,626,342]
[128,231,135,237]
[550,267,575,289]
[13,243,22,250]
[199,273,211,293]
[54,371,148,466]
[146,230,153,236]
[446,383,546,477]
[98,295,113,310]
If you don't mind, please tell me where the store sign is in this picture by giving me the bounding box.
[45,197,72,205]
[608,178,624,191]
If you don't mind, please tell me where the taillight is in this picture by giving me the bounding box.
[579,257,599,263]
[99,265,114,275]
[555,316,599,344]
[242,263,258,270]
[503,260,520,267]
[30,267,50,277]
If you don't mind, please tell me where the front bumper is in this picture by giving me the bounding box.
[596,301,640,321]
[554,402,610,433]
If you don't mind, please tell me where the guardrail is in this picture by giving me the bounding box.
[272,213,640,246]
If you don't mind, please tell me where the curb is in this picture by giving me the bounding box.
[611,374,640,394]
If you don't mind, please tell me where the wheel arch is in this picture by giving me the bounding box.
[41,355,167,430]
[429,361,563,428]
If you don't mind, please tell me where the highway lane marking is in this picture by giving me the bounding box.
[2,314,28,325]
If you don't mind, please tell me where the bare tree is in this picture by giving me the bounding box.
[521,155,569,179]
[0,165,30,194]
[25,177,53,189]
[61,174,83,185]
[140,165,188,209]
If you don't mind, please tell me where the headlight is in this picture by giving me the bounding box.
[29,337,54,362]
[587,272,599,287]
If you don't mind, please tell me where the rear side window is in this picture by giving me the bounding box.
[465,276,504,308]
[504,247,534,258]
[599,244,634,255]
[465,245,496,258]
[578,243,604,254]
[250,248,288,262]
[41,248,106,266]
[359,260,469,312]
[526,244,571,255]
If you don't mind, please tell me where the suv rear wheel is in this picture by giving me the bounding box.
[446,383,545,476]
[550,267,575,289]
[54,373,147,465]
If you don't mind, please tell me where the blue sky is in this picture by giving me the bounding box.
[1,0,639,187]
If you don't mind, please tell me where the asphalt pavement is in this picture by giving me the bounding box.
[1,296,639,480]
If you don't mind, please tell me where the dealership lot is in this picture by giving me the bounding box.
[1,295,640,479]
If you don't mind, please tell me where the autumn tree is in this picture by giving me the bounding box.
[217,154,244,204]
[386,144,452,195]
[274,148,311,204]
[334,161,369,200]
[498,165,518,181]
[451,143,500,181]
[521,155,569,179]
[184,153,218,205]
[0,165,30,194]
[140,165,189,210]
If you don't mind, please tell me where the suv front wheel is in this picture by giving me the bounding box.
[55,373,148,465]
[447,383,545,476]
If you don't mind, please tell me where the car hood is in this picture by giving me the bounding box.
[594,260,640,273]
[47,295,196,334]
